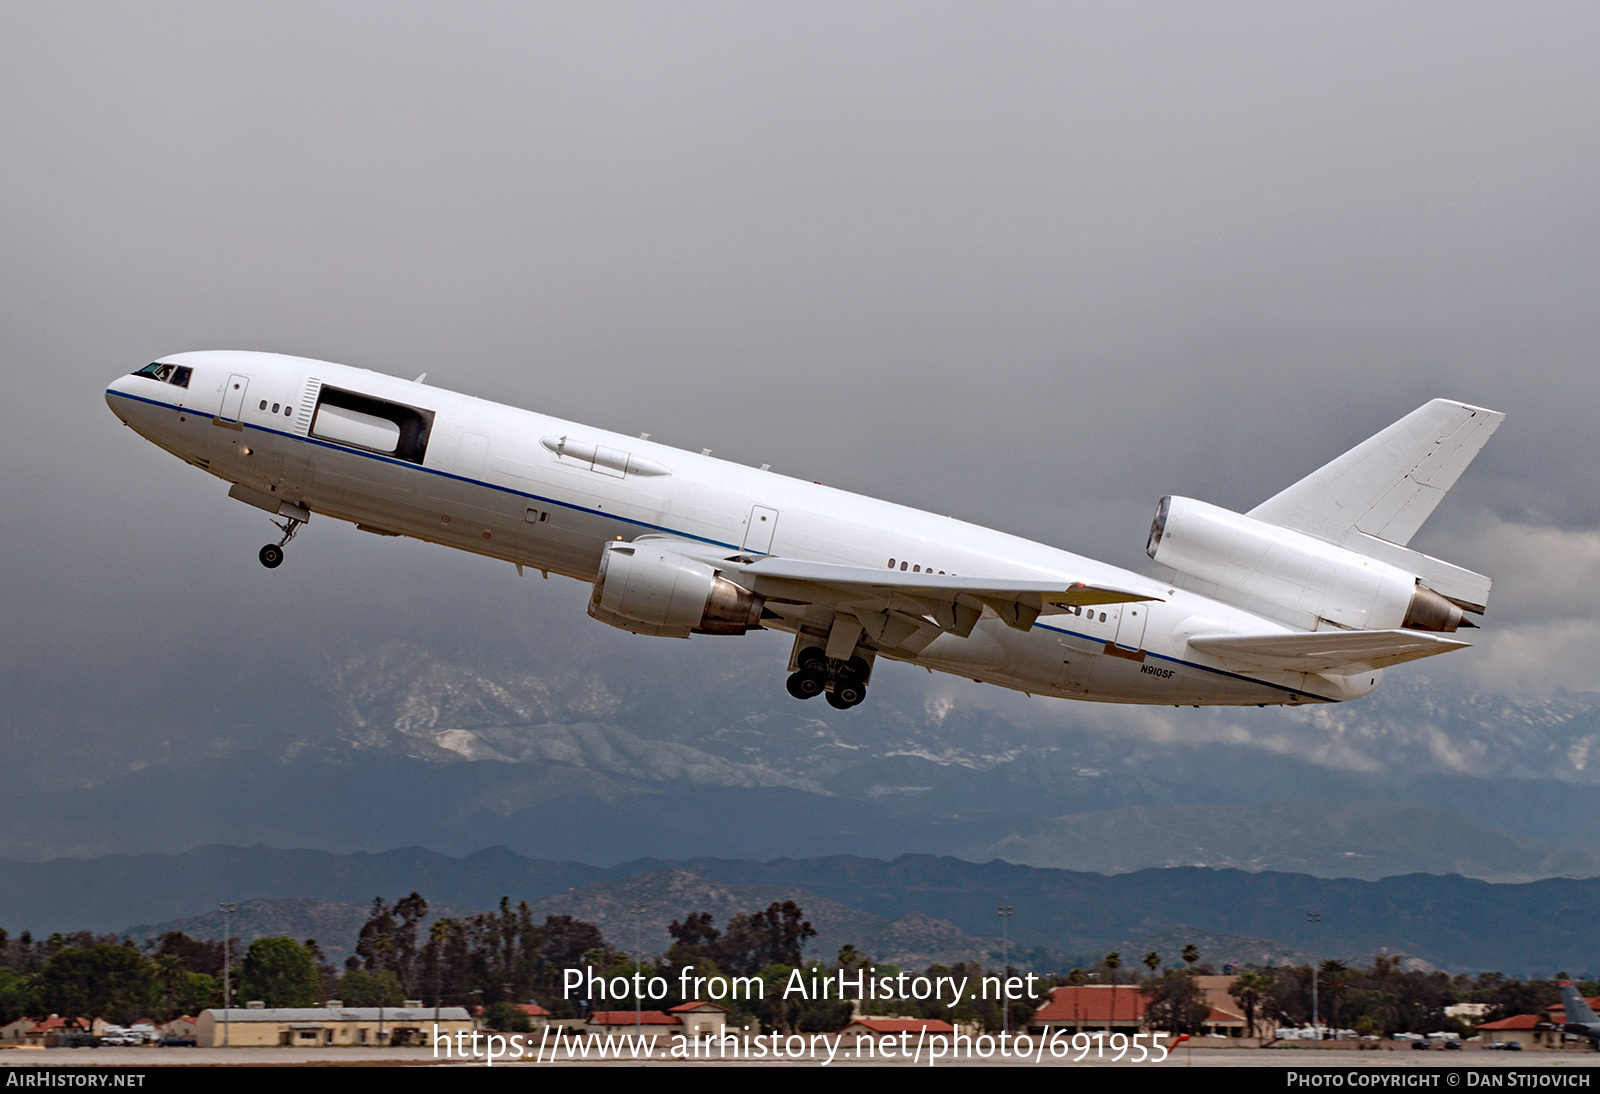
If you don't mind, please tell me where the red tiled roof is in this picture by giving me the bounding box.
[589,1011,680,1026]
[1206,1007,1245,1023]
[516,1003,551,1017]
[26,1017,88,1034]
[1478,1014,1543,1031]
[841,1019,956,1034]
[1033,986,1149,1023]
[668,1001,728,1014]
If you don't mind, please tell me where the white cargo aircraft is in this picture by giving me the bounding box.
[106,352,1501,710]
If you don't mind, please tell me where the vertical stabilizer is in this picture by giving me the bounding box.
[1247,399,1503,611]
[1249,400,1504,547]
[1560,982,1600,1027]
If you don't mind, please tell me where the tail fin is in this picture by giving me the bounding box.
[1560,982,1600,1027]
[1248,399,1504,612]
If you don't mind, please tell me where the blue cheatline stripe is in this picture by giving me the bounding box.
[107,387,745,552]
[111,386,1337,703]
[1033,621,1338,703]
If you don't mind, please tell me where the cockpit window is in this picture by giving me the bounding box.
[133,362,192,388]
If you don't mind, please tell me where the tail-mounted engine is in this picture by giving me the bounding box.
[1147,496,1465,632]
[587,540,765,638]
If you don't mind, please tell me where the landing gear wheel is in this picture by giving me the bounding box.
[259,544,284,568]
[797,646,827,672]
[786,669,826,700]
[828,680,866,708]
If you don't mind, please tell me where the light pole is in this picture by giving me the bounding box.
[631,902,646,1035]
[996,905,1014,1035]
[1306,911,1322,1037]
[218,902,236,1047]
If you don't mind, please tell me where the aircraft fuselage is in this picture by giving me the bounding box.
[106,351,1389,708]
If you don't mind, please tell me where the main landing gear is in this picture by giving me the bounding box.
[258,514,305,569]
[786,648,870,709]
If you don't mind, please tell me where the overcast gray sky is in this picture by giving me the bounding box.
[4,1,1600,759]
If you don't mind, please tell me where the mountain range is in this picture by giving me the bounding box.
[7,844,1598,977]
[8,638,1600,884]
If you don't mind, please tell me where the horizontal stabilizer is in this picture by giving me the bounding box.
[1344,533,1491,613]
[1250,400,1504,548]
[1188,629,1470,675]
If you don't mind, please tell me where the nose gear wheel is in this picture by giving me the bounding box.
[258,514,306,568]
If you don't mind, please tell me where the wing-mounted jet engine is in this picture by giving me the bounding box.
[587,539,765,638]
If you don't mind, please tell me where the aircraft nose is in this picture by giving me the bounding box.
[105,373,136,421]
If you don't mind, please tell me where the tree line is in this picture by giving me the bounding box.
[2,912,1585,1038]
[1115,948,1590,1037]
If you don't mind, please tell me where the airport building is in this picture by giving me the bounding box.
[195,1003,472,1047]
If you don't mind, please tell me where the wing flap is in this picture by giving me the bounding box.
[733,558,1162,633]
[1188,629,1470,675]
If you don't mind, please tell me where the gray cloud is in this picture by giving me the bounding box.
[3,4,1600,840]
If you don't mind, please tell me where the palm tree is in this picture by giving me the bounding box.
[370,933,393,1044]
[1319,960,1349,1031]
[1105,952,1122,1029]
[154,954,189,1020]
[1143,951,1161,981]
[429,919,459,1022]
[1182,943,1199,969]
[1229,970,1264,1038]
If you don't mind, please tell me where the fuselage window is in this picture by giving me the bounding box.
[887,559,895,568]
[272,403,280,413]
[900,561,908,571]
[1099,612,1107,622]
[310,386,434,464]
[259,400,267,410]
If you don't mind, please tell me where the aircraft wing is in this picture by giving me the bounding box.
[732,556,1161,638]
[1187,629,1470,675]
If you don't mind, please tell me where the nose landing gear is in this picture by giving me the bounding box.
[786,649,870,709]
[259,514,305,569]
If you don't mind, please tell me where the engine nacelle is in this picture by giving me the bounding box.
[587,540,764,638]
[1147,496,1464,632]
